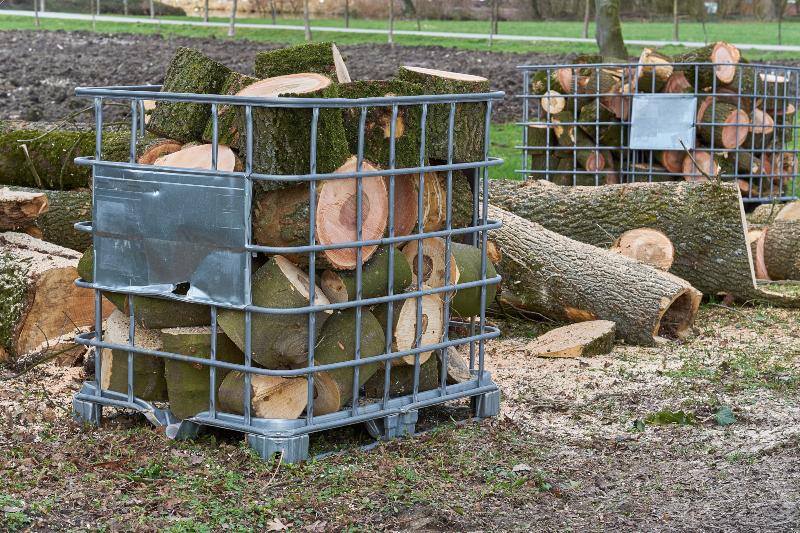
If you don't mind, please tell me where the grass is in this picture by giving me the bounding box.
[3,14,800,60]
[489,122,521,180]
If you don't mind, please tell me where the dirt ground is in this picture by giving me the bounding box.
[2,304,799,532]
[0,30,573,125]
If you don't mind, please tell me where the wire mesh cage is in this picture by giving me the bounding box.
[70,84,504,463]
[518,52,800,203]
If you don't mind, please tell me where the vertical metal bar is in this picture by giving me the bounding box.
[413,103,428,402]
[382,105,399,410]
[94,97,103,160]
[521,69,530,180]
[306,107,320,424]
[126,294,135,404]
[243,105,254,426]
[209,306,218,418]
[439,103,457,393]
[478,99,493,385]
[93,96,103,399]
[138,99,146,137]
[129,100,138,163]
[211,103,219,171]
[351,107,367,416]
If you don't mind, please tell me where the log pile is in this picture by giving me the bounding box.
[527,42,797,198]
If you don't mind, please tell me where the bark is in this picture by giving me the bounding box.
[0,188,48,231]
[218,372,308,419]
[363,352,439,398]
[0,233,113,361]
[488,205,702,346]
[303,0,312,41]
[147,48,231,143]
[553,113,607,173]
[594,0,628,59]
[320,246,413,303]
[228,0,238,37]
[8,187,92,251]
[637,48,673,92]
[762,202,800,280]
[696,99,749,149]
[673,42,740,88]
[254,42,351,83]
[201,72,258,146]
[489,179,800,306]
[525,320,616,357]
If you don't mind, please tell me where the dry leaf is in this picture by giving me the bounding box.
[267,518,289,531]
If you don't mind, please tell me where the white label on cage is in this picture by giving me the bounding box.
[629,94,697,151]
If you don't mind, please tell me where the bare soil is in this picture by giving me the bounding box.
[0,30,573,125]
[2,304,799,531]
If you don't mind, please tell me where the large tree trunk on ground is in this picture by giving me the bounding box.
[595,0,628,58]
[488,206,702,346]
[762,202,800,280]
[254,42,350,83]
[0,233,113,362]
[490,179,800,306]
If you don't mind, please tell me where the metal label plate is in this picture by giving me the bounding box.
[629,94,697,151]
[92,164,248,306]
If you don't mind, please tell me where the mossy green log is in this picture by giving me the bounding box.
[449,242,498,319]
[201,72,258,147]
[363,354,439,398]
[320,246,412,304]
[254,42,350,82]
[9,186,91,251]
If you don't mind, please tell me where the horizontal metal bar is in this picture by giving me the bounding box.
[516,61,800,70]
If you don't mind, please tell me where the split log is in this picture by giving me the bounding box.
[389,172,421,237]
[254,42,351,83]
[748,202,788,225]
[444,345,472,384]
[233,73,350,182]
[201,72,258,147]
[682,150,720,180]
[539,90,568,115]
[609,228,675,271]
[363,353,439,398]
[417,170,475,231]
[396,66,489,163]
[218,255,331,368]
[0,187,48,231]
[525,320,616,358]
[489,179,800,306]
[373,292,444,365]
[673,42,740,88]
[553,113,607,173]
[252,157,389,270]
[0,233,113,361]
[320,246,412,303]
[487,205,702,346]
[147,47,231,143]
[400,239,498,318]
[77,246,210,329]
[664,71,692,93]
[337,80,424,170]
[161,326,244,420]
[217,372,308,420]
[747,228,770,280]
[137,138,183,165]
[636,48,673,92]
[153,143,242,171]
[312,308,385,415]
[762,201,800,280]
[100,309,167,401]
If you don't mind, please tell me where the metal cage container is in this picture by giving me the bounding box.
[518,61,800,203]
[70,85,504,463]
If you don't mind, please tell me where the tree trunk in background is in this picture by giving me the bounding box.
[345,0,350,28]
[493,0,500,34]
[776,0,788,44]
[270,0,276,24]
[582,0,591,38]
[595,0,628,58]
[40,0,45,12]
[204,0,209,22]
[149,0,154,18]
[304,0,312,41]
[228,0,237,37]
[389,0,395,47]
[34,0,40,27]
[673,0,679,40]
[123,0,128,15]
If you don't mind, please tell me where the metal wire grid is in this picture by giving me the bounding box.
[517,62,800,203]
[70,85,505,461]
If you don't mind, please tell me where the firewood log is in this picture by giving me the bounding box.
[153,143,242,171]
[531,67,586,95]
[217,372,308,420]
[682,150,721,180]
[252,157,389,270]
[147,47,231,143]
[201,72,258,147]
[417,170,475,231]
[312,308,385,415]
[673,42,740,88]
[161,326,244,420]
[254,42,351,83]
[696,97,749,149]
[636,48,673,92]
[363,353,440,398]
[488,179,800,306]
[372,291,444,365]
[526,122,555,153]
[664,71,692,93]
[99,309,167,401]
[577,100,623,148]
[0,187,48,231]
[217,255,331,369]
[762,201,800,280]
[609,228,675,270]
[659,151,686,173]
[747,227,770,280]
[320,246,412,304]
[553,113,607,173]
[137,138,183,165]
[525,320,616,358]
[748,202,786,225]
[0,233,113,362]
[396,66,490,163]
[488,205,702,346]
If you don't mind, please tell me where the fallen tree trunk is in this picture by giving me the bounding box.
[489,179,800,305]
[0,187,48,231]
[0,232,113,362]
[488,205,702,346]
[762,202,800,280]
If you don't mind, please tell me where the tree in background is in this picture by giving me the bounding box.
[775,0,789,44]
[149,0,154,18]
[595,0,627,58]
[229,0,238,36]
[304,0,312,41]
[673,0,679,40]
[344,0,350,27]
[34,0,40,26]
[204,0,209,22]
[582,0,591,38]
[402,0,422,30]
[389,0,395,46]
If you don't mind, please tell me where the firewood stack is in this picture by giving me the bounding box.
[527,42,798,198]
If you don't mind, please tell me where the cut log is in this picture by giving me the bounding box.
[488,179,800,306]
[444,345,472,384]
[531,67,585,95]
[201,72,258,147]
[577,100,623,148]
[363,353,439,398]
[218,255,331,368]
[525,320,616,358]
[161,326,245,420]
[254,42,351,83]
[396,66,490,163]
[553,113,607,173]
[154,143,241,172]
[337,80,424,170]
[488,205,702,346]
[539,90,567,115]
[252,157,388,270]
[762,201,800,280]
[418,170,475,231]
[696,98,749,149]
[609,228,675,271]
[373,291,444,365]
[0,187,48,231]
[0,233,113,361]
[664,71,692,93]
[673,42,740,88]
[526,122,555,153]
[389,172,421,237]
[147,47,231,143]
[636,48,673,92]
[320,246,412,304]
[100,309,167,401]
[217,372,308,420]
[682,150,720,180]
[747,227,770,280]
[748,202,793,226]
[77,246,211,329]
[312,308,385,415]
[235,73,350,181]
[137,138,183,165]
[659,150,686,174]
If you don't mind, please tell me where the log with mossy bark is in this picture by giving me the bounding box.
[218,372,309,419]
[77,246,211,329]
[577,100,623,148]
[252,157,389,270]
[673,42,740,89]
[320,246,412,304]
[696,98,749,149]
[337,80,424,170]
[553,113,608,173]
[531,67,587,96]
[217,255,331,369]
[0,188,47,231]
[147,47,231,143]
[0,233,114,362]
[363,352,440,398]
[636,48,673,92]
[488,205,702,346]
[373,292,444,365]
[200,72,258,147]
[161,327,244,420]
[6,186,91,251]
[254,42,351,83]
[762,201,800,281]
[312,308,385,415]
[396,66,489,163]
[748,202,789,226]
[489,179,800,306]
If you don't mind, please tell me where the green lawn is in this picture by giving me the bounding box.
[3,14,800,60]
[489,123,521,180]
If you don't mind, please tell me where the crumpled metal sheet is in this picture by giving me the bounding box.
[92,164,248,306]
[629,94,698,151]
